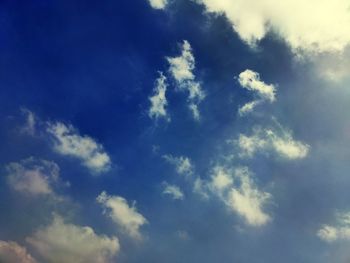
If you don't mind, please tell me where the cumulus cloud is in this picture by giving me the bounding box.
[167,40,205,120]
[0,241,37,263]
[6,158,60,196]
[26,214,119,263]
[97,192,147,240]
[197,0,350,54]
[163,154,194,176]
[47,122,111,174]
[237,69,276,115]
[149,72,170,121]
[318,212,350,242]
[207,166,272,226]
[236,125,309,160]
[162,182,184,200]
[148,0,167,9]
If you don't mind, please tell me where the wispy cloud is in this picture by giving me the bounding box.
[148,72,170,121]
[96,192,148,240]
[162,182,184,200]
[236,125,309,160]
[196,166,272,226]
[47,122,111,174]
[167,40,205,120]
[163,154,194,176]
[318,211,350,242]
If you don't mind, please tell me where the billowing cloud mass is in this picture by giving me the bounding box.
[26,214,119,263]
[148,0,167,9]
[149,72,169,121]
[6,158,60,196]
[237,69,276,115]
[167,40,205,120]
[204,166,272,226]
[198,0,350,54]
[97,192,147,240]
[237,125,309,159]
[162,182,184,200]
[163,154,193,176]
[47,122,111,174]
[318,212,350,242]
[0,241,37,263]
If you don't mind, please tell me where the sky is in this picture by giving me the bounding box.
[1,0,350,262]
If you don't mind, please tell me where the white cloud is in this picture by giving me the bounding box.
[318,212,350,242]
[47,122,111,174]
[237,69,276,115]
[96,192,147,240]
[238,100,260,116]
[207,166,272,226]
[193,177,210,199]
[226,167,271,226]
[209,166,233,192]
[6,158,60,196]
[149,72,170,121]
[317,225,339,242]
[148,0,167,9]
[237,125,309,159]
[26,214,119,263]
[238,70,276,103]
[162,182,184,200]
[167,40,205,120]
[167,40,195,83]
[0,241,37,263]
[163,154,194,176]
[198,0,350,54]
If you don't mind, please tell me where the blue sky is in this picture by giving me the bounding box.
[1,0,350,262]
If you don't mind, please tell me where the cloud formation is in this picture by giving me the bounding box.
[148,0,167,9]
[6,158,60,196]
[149,72,169,121]
[47,122,111,174]
[97,191,148,240]
[163,154,194,176]
[236,125,309,160]
[0,241,37,263]
[318,212,350,242]
[237,69,276,115]
[26,214,119,263]
[162,182,184,200]
[198,0,350,54]
[194,166,272,226]
[225,167,271,226]
[167,40,205,120]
